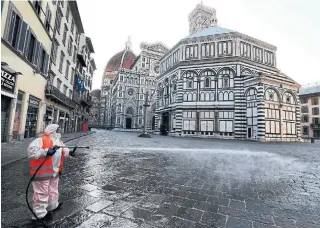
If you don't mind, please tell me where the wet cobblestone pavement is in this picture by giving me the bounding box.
[1,130,320,228]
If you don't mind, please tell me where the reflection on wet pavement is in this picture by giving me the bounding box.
[1,130,320,228]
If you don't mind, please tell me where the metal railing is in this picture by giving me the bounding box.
[45,85,75,109]
[80,93,92,106]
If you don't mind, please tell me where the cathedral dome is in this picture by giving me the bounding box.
[104,50,136,73]
[104,37,136,74]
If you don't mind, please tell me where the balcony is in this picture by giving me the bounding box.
[45,85,75,109]
[311,124,320,129]
[80,93,92,107]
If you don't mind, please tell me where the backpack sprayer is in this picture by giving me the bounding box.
[25,146,90,228]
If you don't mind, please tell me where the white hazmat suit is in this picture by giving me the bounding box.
[27,124,71,220]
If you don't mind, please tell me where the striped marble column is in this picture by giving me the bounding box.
[234,74,246,139]
[256,84,266,141]
[295,96,301,140]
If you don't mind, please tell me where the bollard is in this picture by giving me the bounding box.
[311,138,315,143]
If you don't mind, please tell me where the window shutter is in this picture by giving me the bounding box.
[43,53,49,76]
[7,10,16,44]
[23,28,30,57]
[12,16,22,49]
[37,44,43,70]
[17,20,28,53]
[32,40,40,66]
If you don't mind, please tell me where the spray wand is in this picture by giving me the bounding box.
[25,145,90,228]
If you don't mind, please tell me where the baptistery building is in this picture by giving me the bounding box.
[155,3,301,142]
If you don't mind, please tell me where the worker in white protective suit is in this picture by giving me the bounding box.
[27,124,77,220]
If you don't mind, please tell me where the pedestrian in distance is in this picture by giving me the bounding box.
[27,124,77,220]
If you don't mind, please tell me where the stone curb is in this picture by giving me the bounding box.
[1,131,96,169]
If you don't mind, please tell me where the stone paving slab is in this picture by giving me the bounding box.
[1,131,95,168]
[1,130,320,228]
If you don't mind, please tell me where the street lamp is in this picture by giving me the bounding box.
[138,89,155,138]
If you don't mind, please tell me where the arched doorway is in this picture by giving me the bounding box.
[126,118,132,129]
[125,107,134,129]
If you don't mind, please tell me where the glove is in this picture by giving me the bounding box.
[53,145,60,150]
[69,147,77,157]
[47,147,57,156]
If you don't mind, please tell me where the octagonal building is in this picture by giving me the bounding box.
[155,3,301,142]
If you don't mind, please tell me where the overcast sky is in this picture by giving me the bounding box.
[77,0,320,90]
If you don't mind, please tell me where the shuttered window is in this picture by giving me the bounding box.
[4,4,49,76]
[55,7,62,33]
[17,21,28,53]
[62,24,68,45]
[51,39,59,64]
[38,47,49,75]
[5,8,20,47]
[45,5,52,32]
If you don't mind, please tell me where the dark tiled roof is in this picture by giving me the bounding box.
[104,50,136,73]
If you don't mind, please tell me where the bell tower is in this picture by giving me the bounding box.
[188,3,218,35]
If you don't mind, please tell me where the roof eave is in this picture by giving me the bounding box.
[69,1,84,34]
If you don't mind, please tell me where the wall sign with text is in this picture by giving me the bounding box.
[1,69,16,94]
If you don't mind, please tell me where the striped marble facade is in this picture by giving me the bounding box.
[154,3,301,142]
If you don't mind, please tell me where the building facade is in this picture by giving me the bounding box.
[88,89,102,127]
[155,3,301,142]
[72,33,96,132]
[300,82,320,139]
[46,0,84,134]
[108,39,168,130]
[101,37,137,128]
[1,0,55,142]
[1,0,96,142]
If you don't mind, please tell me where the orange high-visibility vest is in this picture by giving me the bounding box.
[29,135,65,179]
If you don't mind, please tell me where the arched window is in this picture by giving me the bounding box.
[265,88,279,102]
[224,92,229,100]
[184,93,188,101]
[229,92,234,100]
[218,68,234,88]
[205,93,210,101]
[184,71,197,89]
[200,93,205,101]
[247,88,258,101]
[205,78,210,88]
[188,93,193,101]
[193,93,197,101]
[210,92,215,101]
[283,91,296,105]
[219,92,224,101]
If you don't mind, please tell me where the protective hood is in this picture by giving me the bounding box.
[44,124,59,136]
